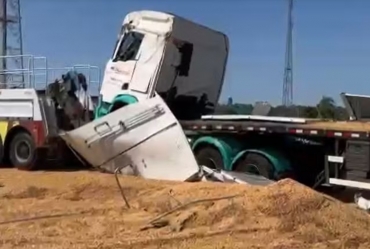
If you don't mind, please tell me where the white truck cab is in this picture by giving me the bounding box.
[60,11,231,180]
[96,10,229,120]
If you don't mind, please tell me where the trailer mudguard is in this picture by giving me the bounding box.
[95,94,138,119]
[192,136,244,170]
[94,100,109,119]
[231,148,292,176]
[110,94,138,108]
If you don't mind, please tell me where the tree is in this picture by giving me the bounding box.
[302,106,318,118]
[215,94,349,120]
[214,104,238,114]
[316,96,336,119]
[233,103,254,115]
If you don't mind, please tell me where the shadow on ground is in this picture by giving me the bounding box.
[37,159,95,172]
[320,187,370,203]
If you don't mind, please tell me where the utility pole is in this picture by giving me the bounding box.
[282,0,294,106]
[0,0,23,88]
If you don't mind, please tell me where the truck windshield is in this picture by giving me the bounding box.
[113,32,144,62]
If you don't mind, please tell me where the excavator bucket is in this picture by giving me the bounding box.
[59,94,201,181]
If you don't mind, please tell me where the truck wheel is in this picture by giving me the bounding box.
[9,132,37,170]
[194,146,224,170]
[233,153,274,179]
[0,136,4,165]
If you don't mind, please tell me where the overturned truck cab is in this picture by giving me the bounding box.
[59,10,274,186]
[72,11,307,187]
[60,93,274,185]
[96,10,229,121]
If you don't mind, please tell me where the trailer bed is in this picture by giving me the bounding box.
[181,119,370,139]
[182,93,370,139]
[304,120,370,132]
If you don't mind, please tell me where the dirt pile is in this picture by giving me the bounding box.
[0,169,369,249]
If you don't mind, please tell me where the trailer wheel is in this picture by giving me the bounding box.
[194,146,224,170]
[9,132,37,170]
[234,153,274,179]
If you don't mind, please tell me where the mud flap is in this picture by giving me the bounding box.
[59,94,200,181]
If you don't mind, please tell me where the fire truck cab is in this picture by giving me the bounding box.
[0,55,99,170]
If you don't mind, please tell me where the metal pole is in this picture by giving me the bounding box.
[282,0,294,106]
[0,0,7,87]
[16,0,23,84]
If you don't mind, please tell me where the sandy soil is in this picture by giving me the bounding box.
[0,169,369,249]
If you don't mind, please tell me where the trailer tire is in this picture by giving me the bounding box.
[234,153,274,179]
[9,132,37,171]
[194,146,224,171]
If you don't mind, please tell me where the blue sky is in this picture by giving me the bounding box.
[21,0,370,105]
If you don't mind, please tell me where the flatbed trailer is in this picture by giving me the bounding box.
[181,94,370,190]
[182,118,370,136]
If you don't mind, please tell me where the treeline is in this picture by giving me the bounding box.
[215,96,349,120]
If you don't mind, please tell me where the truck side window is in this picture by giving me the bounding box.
[113,32,144,62]
[176,42,193,76]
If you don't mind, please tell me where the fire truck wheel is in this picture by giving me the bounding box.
[0,136,4,165]
[194,146,224,171]
[9,132,37,171]
[233,153,274,180]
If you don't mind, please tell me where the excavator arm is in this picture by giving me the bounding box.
[46,70,93,130]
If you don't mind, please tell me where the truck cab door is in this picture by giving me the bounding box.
[128,33,166,96]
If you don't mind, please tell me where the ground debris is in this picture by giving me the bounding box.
[0,169,369,249]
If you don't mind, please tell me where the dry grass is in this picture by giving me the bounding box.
[0,169,369,249]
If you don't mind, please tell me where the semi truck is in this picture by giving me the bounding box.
[85,10,370,190]
[2,10,370,190]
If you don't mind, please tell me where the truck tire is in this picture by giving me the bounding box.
[9,132,37,171]
[0,136,4,165]
[194,146,224,170]
[233,153,274,179]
